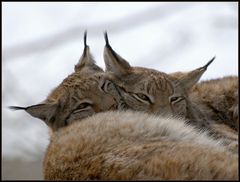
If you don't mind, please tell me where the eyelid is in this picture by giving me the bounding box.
[78,99,93,105]
[73,100,93,111]
[132,93,153,104]
[136,93,148,99]
[140,93,154,104]
[170,97,178,102]
[169,96,184,104]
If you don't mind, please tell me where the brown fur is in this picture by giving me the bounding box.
[10,40,122,132]
[103,34,238,149]
[190,76,238,130]
[43,111,238,180]
[10,33,238,180]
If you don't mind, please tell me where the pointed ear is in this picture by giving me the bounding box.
[103,32,131,76]
[174,56,215,91]
[75,31,103,72]
[9,103,58,127]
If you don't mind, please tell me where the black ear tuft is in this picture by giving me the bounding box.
[8,106,27,110]
[84,30,87,48]
[75,32,103,72]
[103,32,131,75]
[202,56,215,70]
[83,30,88,57]
[104,31,110,47]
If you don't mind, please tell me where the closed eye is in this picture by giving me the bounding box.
[136,93,149,101]
[73,102,92,113]
[169,96,185,104]
[170,97,178,102]
[132,93,152,104]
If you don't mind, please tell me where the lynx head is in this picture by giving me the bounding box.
[103,32,214,118]
[10,32,120,131]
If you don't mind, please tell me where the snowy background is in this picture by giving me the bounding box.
[2,2,238,179]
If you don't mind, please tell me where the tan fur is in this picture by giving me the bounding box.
[190,76,239,130]
[170,72,239,130]
[11,33,238,180]
[43,111,238,180]
[10,38,121,132]
[103,35,238,150]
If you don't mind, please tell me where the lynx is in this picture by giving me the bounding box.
[10,32,238,135]
[10,32,238,180]
[10,32,237,146]
[10,32,122,132]
[102,32,238,144]
[44,110,238,180]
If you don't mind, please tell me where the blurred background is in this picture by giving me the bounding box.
[2,2,238,180]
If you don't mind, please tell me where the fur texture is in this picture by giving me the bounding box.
[10,33,238,180]
[44,111,238,180]
[190,76,238,130]
[102,34,238,150]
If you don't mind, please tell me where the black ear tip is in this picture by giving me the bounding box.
[203,56,216,69]
[104,31,109,46]
[211,56,216,62]
[8,106,26,111]
[84,31,87,47]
